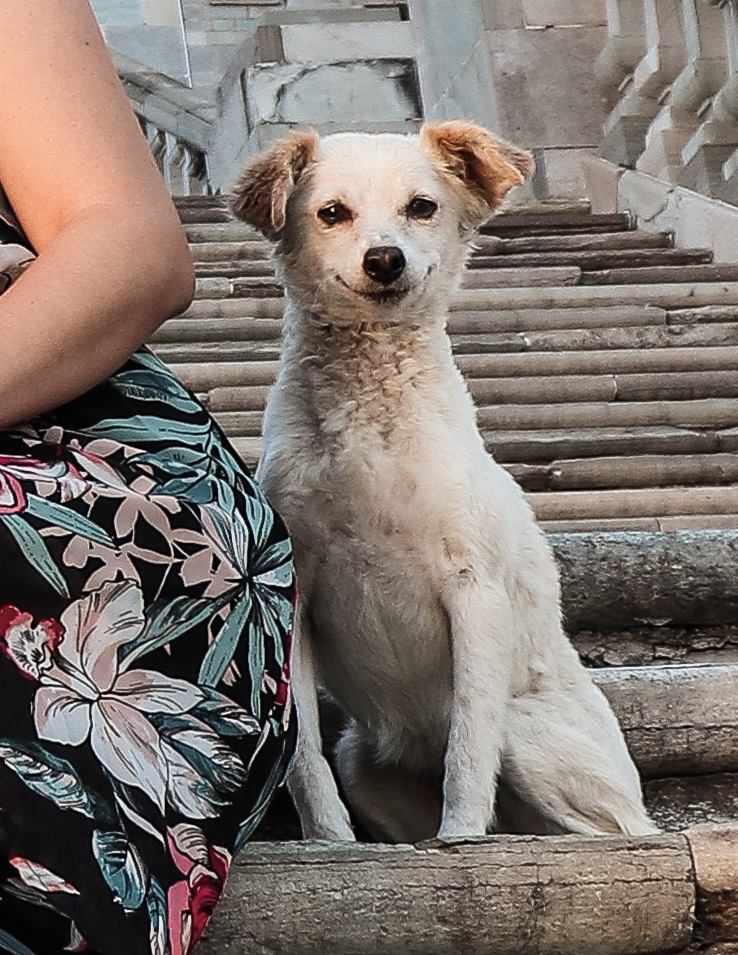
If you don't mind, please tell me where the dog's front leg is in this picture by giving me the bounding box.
[287,608,355,841]
[438,578,513,839]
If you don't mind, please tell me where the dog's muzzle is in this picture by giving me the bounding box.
[363,246,406,286]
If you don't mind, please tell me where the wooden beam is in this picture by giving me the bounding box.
[201,834,695,955]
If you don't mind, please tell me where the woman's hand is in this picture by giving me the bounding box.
[0,1,195,427]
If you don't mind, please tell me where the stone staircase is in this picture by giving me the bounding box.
[164,195,738,955]
[161,195,738,534]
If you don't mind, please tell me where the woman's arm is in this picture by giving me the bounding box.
[0,1,195,427]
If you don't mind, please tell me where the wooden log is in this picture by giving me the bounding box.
[574,624,738,668]
[592,665,738,777]
[550,529,738,631]
[542,453,738,491]
[686,825,738,947]
[530,486,738,521]
[200,835,694,955]
[543,515,738,534]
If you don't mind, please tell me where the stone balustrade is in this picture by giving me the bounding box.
[599,0,738,202]
[113,50,214,196]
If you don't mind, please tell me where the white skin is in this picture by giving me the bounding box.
[0,1,194,427]
[234,128,657,842]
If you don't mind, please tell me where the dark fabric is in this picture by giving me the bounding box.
[0,193,296,955]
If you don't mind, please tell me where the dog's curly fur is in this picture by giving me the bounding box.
[232,123,656,842]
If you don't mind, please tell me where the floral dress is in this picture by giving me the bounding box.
[0,193,296,955]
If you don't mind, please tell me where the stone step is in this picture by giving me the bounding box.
[453,281,738,311]
[487,426,718,463]
[153,326,738,364]
[172,346,738,389]
[209,397,732,450]
[189,279,738,308]
[458,345,738,378]
[493,230,672,253]
[188,240,271,262]
[476,370,738,403]
[482,211,633,236]
[582,263,738,286]
[471,246,712,271]
[182,226,669,254]
[475,398,738,431]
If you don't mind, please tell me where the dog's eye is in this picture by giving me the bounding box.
[406,197,438,220]
[317,202,352,226]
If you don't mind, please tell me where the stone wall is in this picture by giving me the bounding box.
[409,0,610,198]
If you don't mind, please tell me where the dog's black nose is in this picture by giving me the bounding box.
[363,246,406,285]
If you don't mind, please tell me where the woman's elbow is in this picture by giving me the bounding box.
[164,240,196,318]
[147,224,196,321]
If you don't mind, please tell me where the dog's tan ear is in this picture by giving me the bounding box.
[230,130,319,237]
[421,121,534,215]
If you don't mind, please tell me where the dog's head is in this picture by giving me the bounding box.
[231,122,533,321]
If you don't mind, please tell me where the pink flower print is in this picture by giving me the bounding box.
[32,581,251,819]
[0,471,26,514]
[167,825,231,955]
[0,606,63,680]
[9,856,80,895]
[0,454,88,505]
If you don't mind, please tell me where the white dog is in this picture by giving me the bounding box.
[232,122,656,842]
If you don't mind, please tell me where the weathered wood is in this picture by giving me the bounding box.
[687,825,738,946]
[199,836,694,955]
[574,624,738,668]
[551,530,738,631]
[593,666,738,777]
[532,486,738,521]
